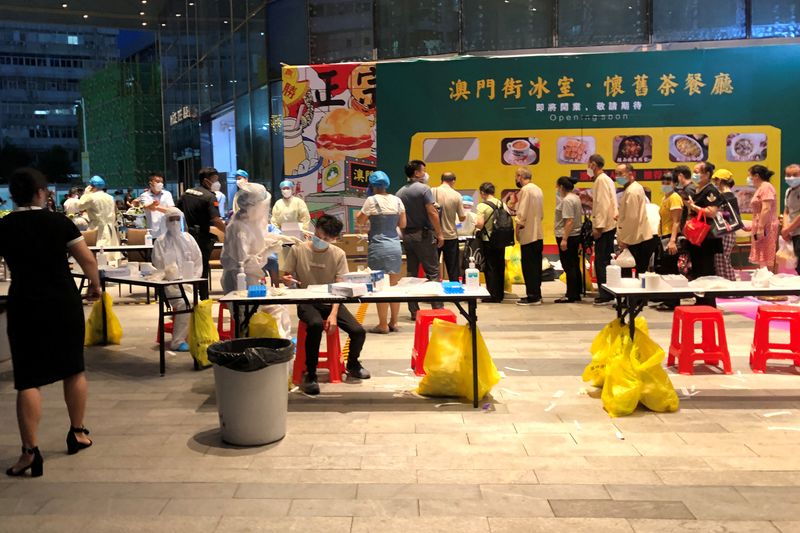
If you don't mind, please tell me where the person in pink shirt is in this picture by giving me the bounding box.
[747,165,779,269]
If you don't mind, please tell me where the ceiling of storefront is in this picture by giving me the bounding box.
[0,0,170,29]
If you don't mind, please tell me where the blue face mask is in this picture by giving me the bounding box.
[661,184,673,194]
[615,176,628,186]
[691,173,701,183]
[311,235,329,251]
[786,177,800,189]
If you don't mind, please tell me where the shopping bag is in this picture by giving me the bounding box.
[684,211,710,246]
[776,237,798,274]
[84,292,122,346]
[247,310,281,339]
[583,317,648,387]
[504,243,524,292]
[416,319,500,402]
[710,197,743,237]
[187,299,218,368]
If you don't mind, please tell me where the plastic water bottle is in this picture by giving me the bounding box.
[465,257,480,289]
[96,247,107,268]
[182,253,195,280]
[236,261,247,293]
[144,230,153,246]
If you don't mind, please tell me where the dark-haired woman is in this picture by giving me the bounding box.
[748,164,778,269]
[475,182,505,302]
[554,177,582,303]
[0,168,101,477]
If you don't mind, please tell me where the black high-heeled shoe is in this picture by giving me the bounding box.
[66,426,92,455]
[6,446,43,477]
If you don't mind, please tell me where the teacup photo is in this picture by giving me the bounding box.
[508,139,531,158]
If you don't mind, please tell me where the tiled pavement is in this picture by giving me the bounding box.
[1,278,799,532]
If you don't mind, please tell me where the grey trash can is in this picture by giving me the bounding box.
[207,338,294,446]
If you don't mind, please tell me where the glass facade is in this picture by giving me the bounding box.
[463,0,554,52]
[653,0,747,42]
[159,0,269,193]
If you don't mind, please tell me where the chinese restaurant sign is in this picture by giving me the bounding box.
[374,45,800,243]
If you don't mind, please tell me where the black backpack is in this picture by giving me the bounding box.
[579,215,594,252]
[481,201,515,249]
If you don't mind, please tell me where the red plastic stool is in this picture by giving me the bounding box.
[292,321,343,384]
[750,305,800,373]
[668,305,732,375]
[217,302,234,341]
[411,309,458,376]
[155,320,174,344]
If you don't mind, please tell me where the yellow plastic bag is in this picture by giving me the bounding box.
[593,320,679,417]
[601,335,642,417]
[635,332,680,414]
[583,317,648,387]
[504,243,524,292]
[84,292,122,346]
[247,311,280,339]
[187,299,218,368]
[417,319,501,402]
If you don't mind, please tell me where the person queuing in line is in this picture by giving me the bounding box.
[214,180,228,221]
[514,167,544,306]
[356,171,407,334]
[747,164,779,269]
[78,175,121,261]
[685,162,723,304]
[0,168,100,478]
[271,179,311,231]
[124,188,136,209]
[230,169,250,216]
[177,167,226,300]
[432,172,466,281]
[397,159,445,319]
[782,163,800,275]
[457,195,478,238]
[63,187,82,217]
[615,163,654,277]
[152,207,202,353]
[475,182,506,303]
[713,169,741,281]
[655,172,683,311]
[282,215,370,396]
[139,172,175,238]
[588,154,618,305]
[554,176,583,303]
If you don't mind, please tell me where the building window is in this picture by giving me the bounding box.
[375,0,460,58]
[752,0,800,38]
[653,0,746,42]
[68,35,79,45]
[463,0,553,52]
[558,0,648,47]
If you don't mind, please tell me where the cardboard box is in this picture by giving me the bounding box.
[334,234,368,257]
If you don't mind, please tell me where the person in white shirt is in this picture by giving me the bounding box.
[589,154,618,305]
[63,188,82,216]
[615,163,653,277]
[138,173,175,237]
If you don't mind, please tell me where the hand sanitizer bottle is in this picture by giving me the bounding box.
[465,257,480,289]
[144,230,153,246]
[182,253,195,280]
[96,247,107,268]
[236,261,247,293]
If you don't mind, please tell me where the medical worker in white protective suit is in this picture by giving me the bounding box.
[152,207,203,351]
[271,179,311,230]
[221,182,297,339]
[78,175,121,260]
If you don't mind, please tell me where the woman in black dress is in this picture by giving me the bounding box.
[0,168,101,477]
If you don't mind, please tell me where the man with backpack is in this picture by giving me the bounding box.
[475,182,509,302]
[514,168,545,305]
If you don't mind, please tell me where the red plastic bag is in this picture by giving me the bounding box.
[684,211,710,246]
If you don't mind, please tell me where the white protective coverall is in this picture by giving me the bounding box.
[271,195,311,230]
[78,188,121,256]
[152,207,203,350]
[221,182,297,339]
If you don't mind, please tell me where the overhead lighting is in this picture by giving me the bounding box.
[82,14,88,19]
[61,3,68,8]
[223,20,228,24]
[161,23,166,27]
[141,0,147,3]
[139,11,145,16]
[175,13,181,17]
[189,2,194,5]
[142,22,147,26]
